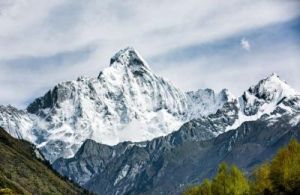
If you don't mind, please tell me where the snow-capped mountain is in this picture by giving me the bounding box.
[27,47,193,161]
[0,47,232,162]
[0,47,299,163]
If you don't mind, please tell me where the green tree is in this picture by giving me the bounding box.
[250,163,272,195]
[184,179,212,195]
[184,185,201,195]
[199,179,212,195]
[211,162,229,195]
[210,163,249,195]
[228,165,249,195]
[269,139,300,194]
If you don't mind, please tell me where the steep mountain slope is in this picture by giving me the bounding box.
[53,100,300,195]
[0,127,83,194]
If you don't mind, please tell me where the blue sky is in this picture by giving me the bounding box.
[0,0,299,108]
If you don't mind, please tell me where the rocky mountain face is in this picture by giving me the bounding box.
[53,103,300,195]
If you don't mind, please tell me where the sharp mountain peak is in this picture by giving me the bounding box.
[109,46,150,70]
[247,72,298,101]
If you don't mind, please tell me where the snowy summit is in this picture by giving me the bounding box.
[0,47,299,163]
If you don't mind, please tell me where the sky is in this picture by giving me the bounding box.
[0,0,299,108]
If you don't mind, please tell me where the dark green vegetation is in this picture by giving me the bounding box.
[0,127,84,195]
[184,139,300,195]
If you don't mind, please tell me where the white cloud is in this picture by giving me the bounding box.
[0,0,299,59]
[157,43,300,97]
[0,0,299,107]
[241,38,251,51]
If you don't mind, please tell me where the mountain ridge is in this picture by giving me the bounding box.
[0,47,299,163]
[53,99,300,194]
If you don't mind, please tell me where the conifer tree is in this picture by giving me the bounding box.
[250,163,272,195]
[199,179,212,195]
[269,139,300,194]
[228,165,249,195]
[211,162,229,195]
[184,179,212,195]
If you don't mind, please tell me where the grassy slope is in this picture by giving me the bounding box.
[0,127,83,194]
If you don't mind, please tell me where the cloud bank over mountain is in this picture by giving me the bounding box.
[0,0,299,107]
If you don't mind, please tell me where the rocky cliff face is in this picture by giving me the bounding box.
[53,106,300,195]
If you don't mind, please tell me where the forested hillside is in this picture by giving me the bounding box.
[0,127,85,194]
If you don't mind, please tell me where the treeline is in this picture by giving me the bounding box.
[184,139,300,195]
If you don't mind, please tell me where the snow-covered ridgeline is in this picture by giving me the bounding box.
[1,47,232,162]
[0,47,299,162]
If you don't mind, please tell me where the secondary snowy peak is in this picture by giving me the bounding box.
[246,73,298,102]
[227,73,300,130]
[241,73,299,115]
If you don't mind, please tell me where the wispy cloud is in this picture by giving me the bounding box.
[151,17,300,95]
[0,0,299,107]
[241,38,251,51]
